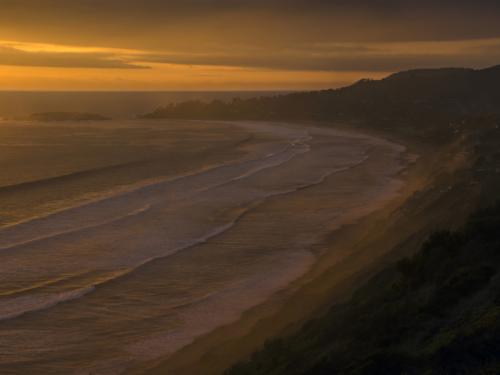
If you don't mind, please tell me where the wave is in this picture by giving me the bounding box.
[0,158,160,194]
[0,204,152,252]
[0,286,95,322]
[0,219,246,324]
[0,273,84,297]
[0,125,375,325]
[0,132,254,196]
[229,136,312,183]
[0,149,371,324]
[0,136,305,249]
[195,136,311,193]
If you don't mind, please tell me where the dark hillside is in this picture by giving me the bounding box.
[226,202,500,375]
[142,65,500,135]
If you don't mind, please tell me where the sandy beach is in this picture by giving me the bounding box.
[140,124,479,375]
[0,120,420,374]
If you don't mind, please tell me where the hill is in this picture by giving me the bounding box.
[142,65,500,133]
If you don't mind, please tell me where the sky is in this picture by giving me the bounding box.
[0,0,499,91]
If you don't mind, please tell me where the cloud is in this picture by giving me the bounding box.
[0,44,147,69]
[0,0,499,51]
[2,36,499,74]
[136,39,500,72]
[0,1,499,89]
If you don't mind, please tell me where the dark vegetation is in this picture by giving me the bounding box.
[29,112,110,122]
[226,202,500,375]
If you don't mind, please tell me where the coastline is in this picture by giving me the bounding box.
[122,124,415,374]
[0,120,478,374]
[138,122,477,375]
[0,120,412,374]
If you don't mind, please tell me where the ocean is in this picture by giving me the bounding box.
[0,118,406,374]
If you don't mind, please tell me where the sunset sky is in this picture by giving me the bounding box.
[0,0,499,90]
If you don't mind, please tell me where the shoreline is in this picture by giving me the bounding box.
[142,125,479,375]
[132,123,444,375]
[0,120,474,374]
[0,120,409,374]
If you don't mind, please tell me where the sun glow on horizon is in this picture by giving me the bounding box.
[0,39,396,90]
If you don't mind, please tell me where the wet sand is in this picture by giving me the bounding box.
[0,120,410,374]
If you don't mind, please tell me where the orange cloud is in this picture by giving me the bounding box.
[0,35,499,90]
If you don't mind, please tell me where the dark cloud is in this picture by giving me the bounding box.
[0,1,498,77]
[139,39,500,72]
[0,0,499,47]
